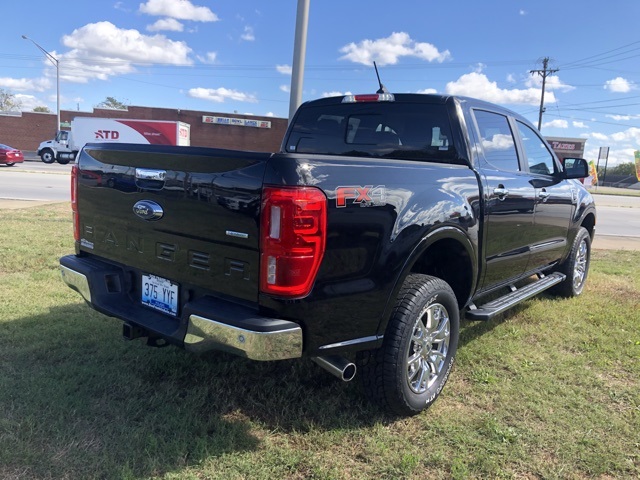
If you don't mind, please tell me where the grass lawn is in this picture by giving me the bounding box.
[0,203,638,479]
[588,186,640,197]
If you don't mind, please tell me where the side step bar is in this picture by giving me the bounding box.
[465,272,566,321]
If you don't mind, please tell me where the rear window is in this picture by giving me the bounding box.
[285,102,461,164]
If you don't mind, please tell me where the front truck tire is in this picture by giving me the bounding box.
[553,226,591,298]
[358,274,460,416]
[40,149,55,164]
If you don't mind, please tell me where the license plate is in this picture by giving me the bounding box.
[141,274,179,316]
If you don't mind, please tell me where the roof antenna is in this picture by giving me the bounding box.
[374,61,389,94]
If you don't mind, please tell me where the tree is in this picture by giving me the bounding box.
[96,96,128,110]
[0,88,22,112]
[609,162,636,176]
[33,106,51,113]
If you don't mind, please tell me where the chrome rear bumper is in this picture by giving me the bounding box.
[184,314,302,360]
[60,259,302,361]
[60,264,92,303]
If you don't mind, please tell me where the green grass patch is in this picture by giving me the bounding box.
[1,204,638,479]
[589,186,640,197]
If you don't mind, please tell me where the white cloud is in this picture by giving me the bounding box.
[322,91,352,98]
[276,64,292,75]
[139,0,219,22]
[587,132,609,141]
[14,94,45,111]
[62,22,192,64]
[542,119,568,129]
[572,121,588,129]
[0,77,51,92]
[606,114,640,121]
[584,146,636,166]
[197,52,217,64]
[417,88,437,94]
[265,112,275,117]
[114,2,131,12]
[506,74,516,83]
[339,32,450,66]
[57,50,135,83]
[473,63,486,74]
[604,77,635,93]
[526,74,575,92]
[483,133,514,152]
[147,18,184,32]
[59,22,193,83]
[445,72,555,105]
[187,87,257,103]
[610,127,640,144]
[609,148,638,165]
[519,9,528,15]
[241,26,255,41]
[279,85,290,93]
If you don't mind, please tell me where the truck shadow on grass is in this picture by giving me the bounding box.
[0,304,384,479]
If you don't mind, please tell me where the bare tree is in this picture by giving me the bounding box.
[96,97,128,110]
[0,89,22,112]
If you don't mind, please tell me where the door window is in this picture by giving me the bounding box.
[473,110,519,171]
[516,121,556,176]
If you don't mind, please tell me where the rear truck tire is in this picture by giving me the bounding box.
[357,274,460,416]
[40,149,55,164]
[57,158,70,165]
[553,226,591,298]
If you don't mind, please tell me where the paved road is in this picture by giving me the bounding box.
[0,165,70,202]
[1,165,639,250]
[5,160,72,174]
[589,194,640,250]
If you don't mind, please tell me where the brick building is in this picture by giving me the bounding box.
[0,105,288,153]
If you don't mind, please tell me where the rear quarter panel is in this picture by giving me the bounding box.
[261,153,481,354]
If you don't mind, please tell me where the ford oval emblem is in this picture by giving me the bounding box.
[133,200,164,221]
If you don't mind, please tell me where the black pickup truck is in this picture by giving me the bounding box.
[60,93,595,415]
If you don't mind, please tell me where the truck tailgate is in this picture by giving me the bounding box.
[75,143,270,307]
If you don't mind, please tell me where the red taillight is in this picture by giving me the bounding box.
[260,186,327,298]
[71,165,79,241]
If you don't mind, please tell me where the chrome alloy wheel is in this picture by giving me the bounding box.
[406,302,451,394]
[573,238,588,291]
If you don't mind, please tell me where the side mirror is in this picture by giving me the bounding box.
[562,158,589,179]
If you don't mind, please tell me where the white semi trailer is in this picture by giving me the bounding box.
[37,118,191,164]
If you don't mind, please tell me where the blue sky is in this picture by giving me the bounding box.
[2,0,640,165]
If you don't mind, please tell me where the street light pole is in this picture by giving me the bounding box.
[288,0,310,123]
[22,35,60,131]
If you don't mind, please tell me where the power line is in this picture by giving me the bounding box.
[561,40,640,68]
[544,112,640,129]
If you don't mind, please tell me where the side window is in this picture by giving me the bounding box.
[473,110,519,171]
[516,121,556,175]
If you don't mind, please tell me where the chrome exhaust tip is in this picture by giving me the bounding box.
[312,355,357,382]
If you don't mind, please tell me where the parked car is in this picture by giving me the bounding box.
[0,144,24,166]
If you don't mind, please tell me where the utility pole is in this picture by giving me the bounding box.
[530,57,558,131]
[288,0,310,123]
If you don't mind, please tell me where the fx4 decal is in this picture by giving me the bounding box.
[335,185,386,208]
